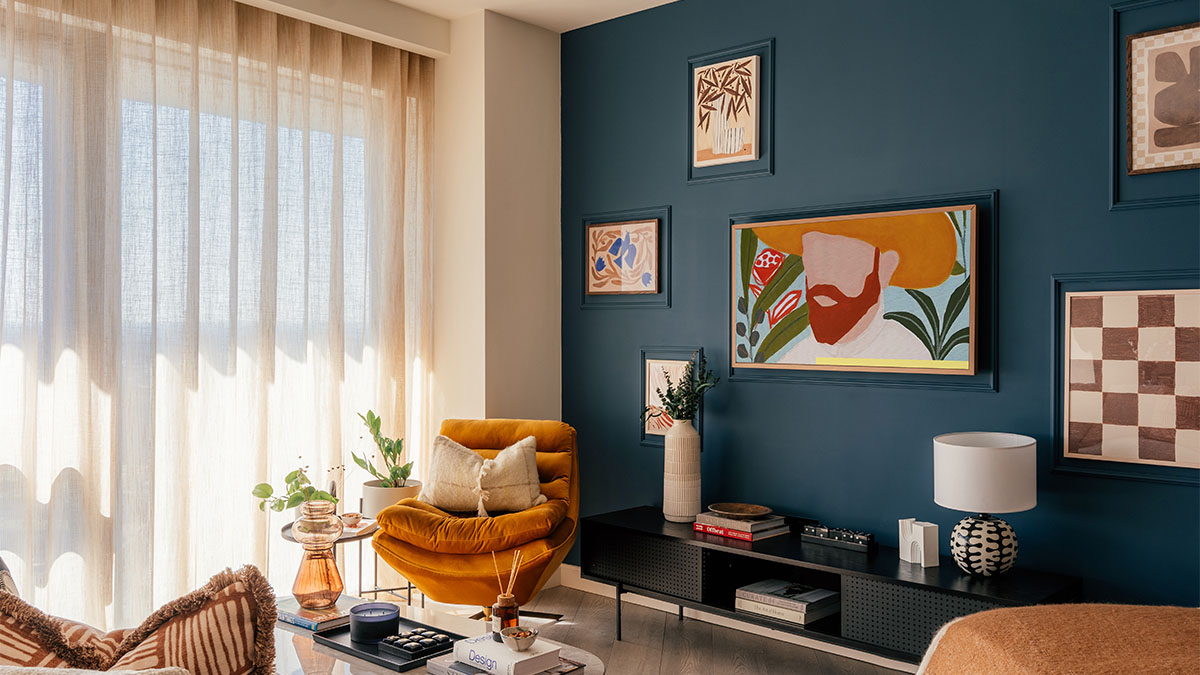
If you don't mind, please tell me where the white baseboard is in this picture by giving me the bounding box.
[555,563,917,674]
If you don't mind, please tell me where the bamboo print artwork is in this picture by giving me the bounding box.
[694,55,759,167]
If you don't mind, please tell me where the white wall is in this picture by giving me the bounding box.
[431,10,562,425]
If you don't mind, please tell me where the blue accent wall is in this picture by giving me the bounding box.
[560,0,1199,604]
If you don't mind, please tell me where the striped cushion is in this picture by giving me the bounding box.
[0,566,275,675]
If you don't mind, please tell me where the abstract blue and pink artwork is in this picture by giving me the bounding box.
[586,219,659,295]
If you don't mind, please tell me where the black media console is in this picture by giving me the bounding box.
[581,506,1082,664]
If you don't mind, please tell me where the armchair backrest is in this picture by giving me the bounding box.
[437,419,578,511]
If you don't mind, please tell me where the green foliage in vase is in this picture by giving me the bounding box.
[252,467,337,512]
[883,210,971,361]
[642,353,719,423]
[352,410,413,488]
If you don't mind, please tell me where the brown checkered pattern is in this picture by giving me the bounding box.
[1066,290,1200,467]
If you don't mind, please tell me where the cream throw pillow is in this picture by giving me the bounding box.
[420,435,547,516]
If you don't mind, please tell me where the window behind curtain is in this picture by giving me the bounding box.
[0,0,432,629]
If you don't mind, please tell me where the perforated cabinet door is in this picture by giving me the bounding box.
[582,525,704,601]
[841,575,1002,656]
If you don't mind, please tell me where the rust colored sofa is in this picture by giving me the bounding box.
[371,419,578,607]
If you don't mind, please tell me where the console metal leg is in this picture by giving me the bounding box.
[615,582,623,641]
[678,605,683,621]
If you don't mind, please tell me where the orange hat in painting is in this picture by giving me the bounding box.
[752,208,963,289]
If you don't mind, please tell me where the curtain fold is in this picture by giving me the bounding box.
[0,0,433,629]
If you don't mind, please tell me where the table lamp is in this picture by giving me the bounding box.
[934,432,1036,577]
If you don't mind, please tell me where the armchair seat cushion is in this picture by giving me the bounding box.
[377,498,567,555]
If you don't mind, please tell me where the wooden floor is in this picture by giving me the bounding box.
[519,585,907,675]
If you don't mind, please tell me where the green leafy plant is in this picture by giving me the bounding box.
[352,410,413,488]
[252,467,337,512]
[642,354,719,423]
[883,210,971,360]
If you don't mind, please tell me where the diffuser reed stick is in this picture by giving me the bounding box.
[491,551,504,594]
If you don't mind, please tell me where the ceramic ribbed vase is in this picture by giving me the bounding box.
[663,420,701,523]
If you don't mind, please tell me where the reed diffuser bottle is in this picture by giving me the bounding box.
[490,549,524,641]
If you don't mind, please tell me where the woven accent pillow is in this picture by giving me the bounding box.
[0,669,190,674]
[419,435,547,516]
[0,565,275,675]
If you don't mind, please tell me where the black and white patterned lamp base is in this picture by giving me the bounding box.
[950,514,1018,576]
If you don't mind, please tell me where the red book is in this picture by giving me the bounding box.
[692,522,789,542]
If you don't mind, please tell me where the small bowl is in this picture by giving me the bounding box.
[341,512,363,527]
[500,626,538,651]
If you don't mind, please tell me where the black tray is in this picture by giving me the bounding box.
[312,619,471,672]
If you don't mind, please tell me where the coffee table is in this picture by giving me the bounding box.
[274,601,605,674]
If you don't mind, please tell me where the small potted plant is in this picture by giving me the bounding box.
[353,410,420,518]
[252,468,344,609]
[642,353,718,523]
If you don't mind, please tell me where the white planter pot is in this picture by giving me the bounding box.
[663,420,701,523]
[362,479,422,519]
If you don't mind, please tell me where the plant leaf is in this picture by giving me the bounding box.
[939,276,971,344]
[285,493,304,509]
[736,344,749,359]
[938,326,971,360]
[749,330,759,346]
[252,483,273,498]
[755,303,810,362]
[739,229,759,305]
[736,322,747,337]
[904,289,941,352]
[285,470,299,484]
[951,261,965,276]
[737,296,747,314]
[752,255,804,320]
[883,311,936,358]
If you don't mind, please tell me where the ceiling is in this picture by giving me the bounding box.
[390,0,676,34]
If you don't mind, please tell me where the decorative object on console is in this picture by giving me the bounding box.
[734,579,840,625]
[639,346,703,447]
[695,506,789,541]
[585,218,659,295]
[354,410,421,518]
[688,39,774,183]
[898,518,939,567]
[800,524,876,553]
[732,204,976,374]
[706,502,772,519]
[643,353,719,522]
[348,602,401,644]
[490,550,523,642]
[934,432,1036,576]
[1126,22,1200,175]
[1061,288,1199,469]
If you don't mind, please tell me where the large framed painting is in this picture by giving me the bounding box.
[731,205,976,375]
[640,347,703,447]
[687,39,774,184]
[581,206,671,309]
[586,219,659,295]
[1126,22,1200,175]
[1053,271,1200,485]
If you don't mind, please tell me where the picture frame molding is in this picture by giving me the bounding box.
[1109,0,1200,210]
[1050,269,1200,485]
[686,38,775,185]
[639,346,704,448]
[727,190,999,392]
[580,206,672,309]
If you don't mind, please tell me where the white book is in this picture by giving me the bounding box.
[734,597,840,625]
[452,634,561,675]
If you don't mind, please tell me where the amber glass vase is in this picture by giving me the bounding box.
[292,500,345,609]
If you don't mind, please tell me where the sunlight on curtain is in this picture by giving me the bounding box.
[0,0,433,629]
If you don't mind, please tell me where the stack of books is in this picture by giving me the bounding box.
[275,595,366,631]
[692,510,789,542]
[426,634,585,675]
[734,579,840,626]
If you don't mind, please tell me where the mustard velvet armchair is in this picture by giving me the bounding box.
[371,419,579,608]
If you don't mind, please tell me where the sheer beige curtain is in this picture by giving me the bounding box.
[0,0,433,629]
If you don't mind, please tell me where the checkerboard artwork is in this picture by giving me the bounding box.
[1065,289,1200,468]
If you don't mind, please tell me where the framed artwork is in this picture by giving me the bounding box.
[1110,0,1199,210]
[687,39,774,184]
[1126,22,1200,175]
[1053,271,1200,485]
[731,204,977,376]
[586,219,659,295]
[640,347,703,447]
[581,206,671,309]
[693,54,759,168]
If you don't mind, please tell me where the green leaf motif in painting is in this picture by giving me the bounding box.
[904,289,941,352]
[752,255,804,321]
[883,310,936,359]
[739,228,759,303]
[940,276,971,346]
[755,303,809,363]
[939,326,971,360]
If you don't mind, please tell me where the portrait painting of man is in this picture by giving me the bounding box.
[732,205,976,374]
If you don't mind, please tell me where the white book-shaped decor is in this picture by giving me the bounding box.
[898,518,939,567]
[452,634,561,675]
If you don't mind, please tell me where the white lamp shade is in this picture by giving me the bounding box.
[934,432,1037,514]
